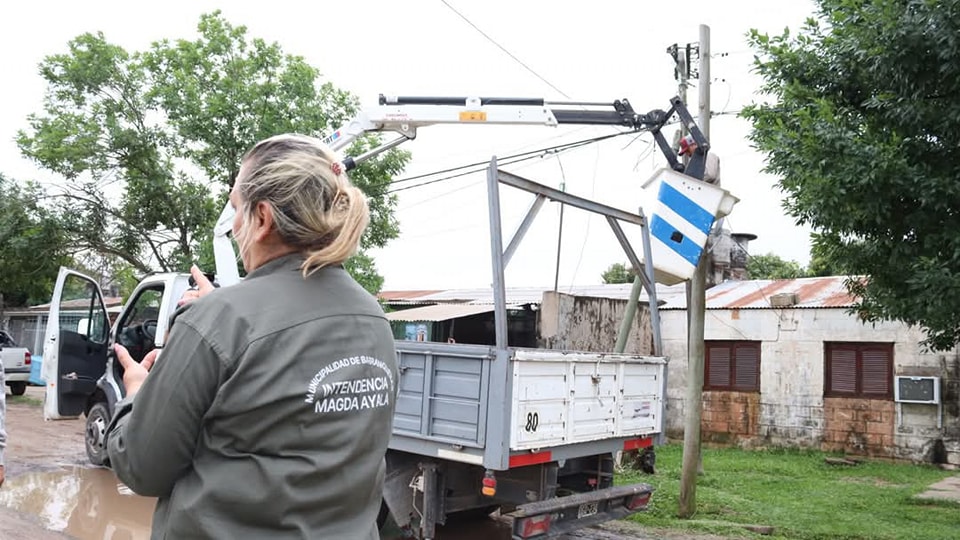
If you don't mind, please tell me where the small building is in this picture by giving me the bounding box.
[379,284,666,355]
[386,303,537,347]
[659,277,959,465]
[1,296,124,354]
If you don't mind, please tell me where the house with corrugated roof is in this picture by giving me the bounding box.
[379,277,958,465]
[657,276,958,466]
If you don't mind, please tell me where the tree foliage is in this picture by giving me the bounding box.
[743,0,960,349]
[601,262,638,284]
[0,175,72,307]
[746,253,806,280]
[17,11,408,293]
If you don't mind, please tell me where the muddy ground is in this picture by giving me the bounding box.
[0,386,726,540]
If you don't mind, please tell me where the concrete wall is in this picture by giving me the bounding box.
[661,306,960,464]
[537,291,654,355]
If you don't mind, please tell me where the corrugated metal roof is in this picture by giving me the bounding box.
[379,283,684,306]
[377,290,441,302]
[386,303,496,322]
[660,276,858,310]
[380,277,856,312]
[28,296,124,311]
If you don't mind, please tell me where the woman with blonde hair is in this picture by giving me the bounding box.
[106,134,398,539]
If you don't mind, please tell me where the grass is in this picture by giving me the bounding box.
[6,394,42,407]
[619,444,959,540]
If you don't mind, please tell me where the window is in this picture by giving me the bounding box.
[705,341,760,391]
[116,286,165,363]
[824,342,893,399]
[59,273,109,344]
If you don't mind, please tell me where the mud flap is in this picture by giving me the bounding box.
[382,458,420,529]
[502,482,653,539]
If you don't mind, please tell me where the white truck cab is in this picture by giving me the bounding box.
[41,267,191,464]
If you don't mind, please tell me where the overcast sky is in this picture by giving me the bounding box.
[1,0,819,291]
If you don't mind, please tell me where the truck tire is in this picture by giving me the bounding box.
[8,381,27,396]
[85,402,111,466]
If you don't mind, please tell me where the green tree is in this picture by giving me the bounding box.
[746,253,805,280]
[601,262,637,284]
[743,1,960,350]
[805,232,848,277]
[0,175,72,307]
[17,11,408,293]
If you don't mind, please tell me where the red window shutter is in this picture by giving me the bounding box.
[708,346,731,388]
[829,348,857,394]
[861,347,891,396]
[734,344,760,390]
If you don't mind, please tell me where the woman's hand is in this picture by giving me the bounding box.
[115,344,159,397]
[178,265,216,307]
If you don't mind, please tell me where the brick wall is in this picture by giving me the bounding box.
[701,391,761,443]
[822,398,896,457]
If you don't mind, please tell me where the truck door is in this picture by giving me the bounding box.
[42,268,110,420]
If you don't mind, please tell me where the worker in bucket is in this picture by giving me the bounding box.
[105,134,398,539]
[679,133,721,185]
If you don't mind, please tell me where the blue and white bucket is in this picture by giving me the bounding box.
[642,168,739,285]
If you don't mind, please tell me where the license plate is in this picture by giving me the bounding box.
[577,501,599,519]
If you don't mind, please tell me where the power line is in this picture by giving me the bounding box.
[439,0,572,99]
[396,139,576,212]
[387,154,532,194]
[386,130,632,194]
[387,125,597,187]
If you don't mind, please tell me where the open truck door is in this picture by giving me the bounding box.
[42,268,110,421]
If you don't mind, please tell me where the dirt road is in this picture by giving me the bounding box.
[0,387,721,540]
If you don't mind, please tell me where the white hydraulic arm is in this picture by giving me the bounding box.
[321,94,671,172]
[213,94,708,287]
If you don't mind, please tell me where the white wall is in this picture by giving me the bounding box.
[659,307,959,464]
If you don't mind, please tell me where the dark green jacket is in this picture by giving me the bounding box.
[106,254,398,539]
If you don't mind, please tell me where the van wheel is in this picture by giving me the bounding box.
[85,402,111,466]
[8,382,27,396]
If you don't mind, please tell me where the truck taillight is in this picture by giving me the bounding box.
[481,470,497,497]
[625,492,651,511]
[24,351,31,365]
[517,514,551,538]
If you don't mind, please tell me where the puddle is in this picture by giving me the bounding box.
[0,466,511,540]
[0,466,155,539]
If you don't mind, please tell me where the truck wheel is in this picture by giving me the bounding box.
[8,382,27,396]
[85,402,111,466]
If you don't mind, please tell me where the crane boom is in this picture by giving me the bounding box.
[322,94,675,170]
[213,94,710,287]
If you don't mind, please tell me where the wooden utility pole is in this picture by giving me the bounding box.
[678,23,710,519]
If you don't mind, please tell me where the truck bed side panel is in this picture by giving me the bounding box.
[391,343,493,449]
[509,350,664,451]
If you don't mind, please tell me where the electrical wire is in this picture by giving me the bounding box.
[388,130,628,186]
[403,137,587,212]
[385,130,634,194]
[439,0,572,99]
[387,153,540,194]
